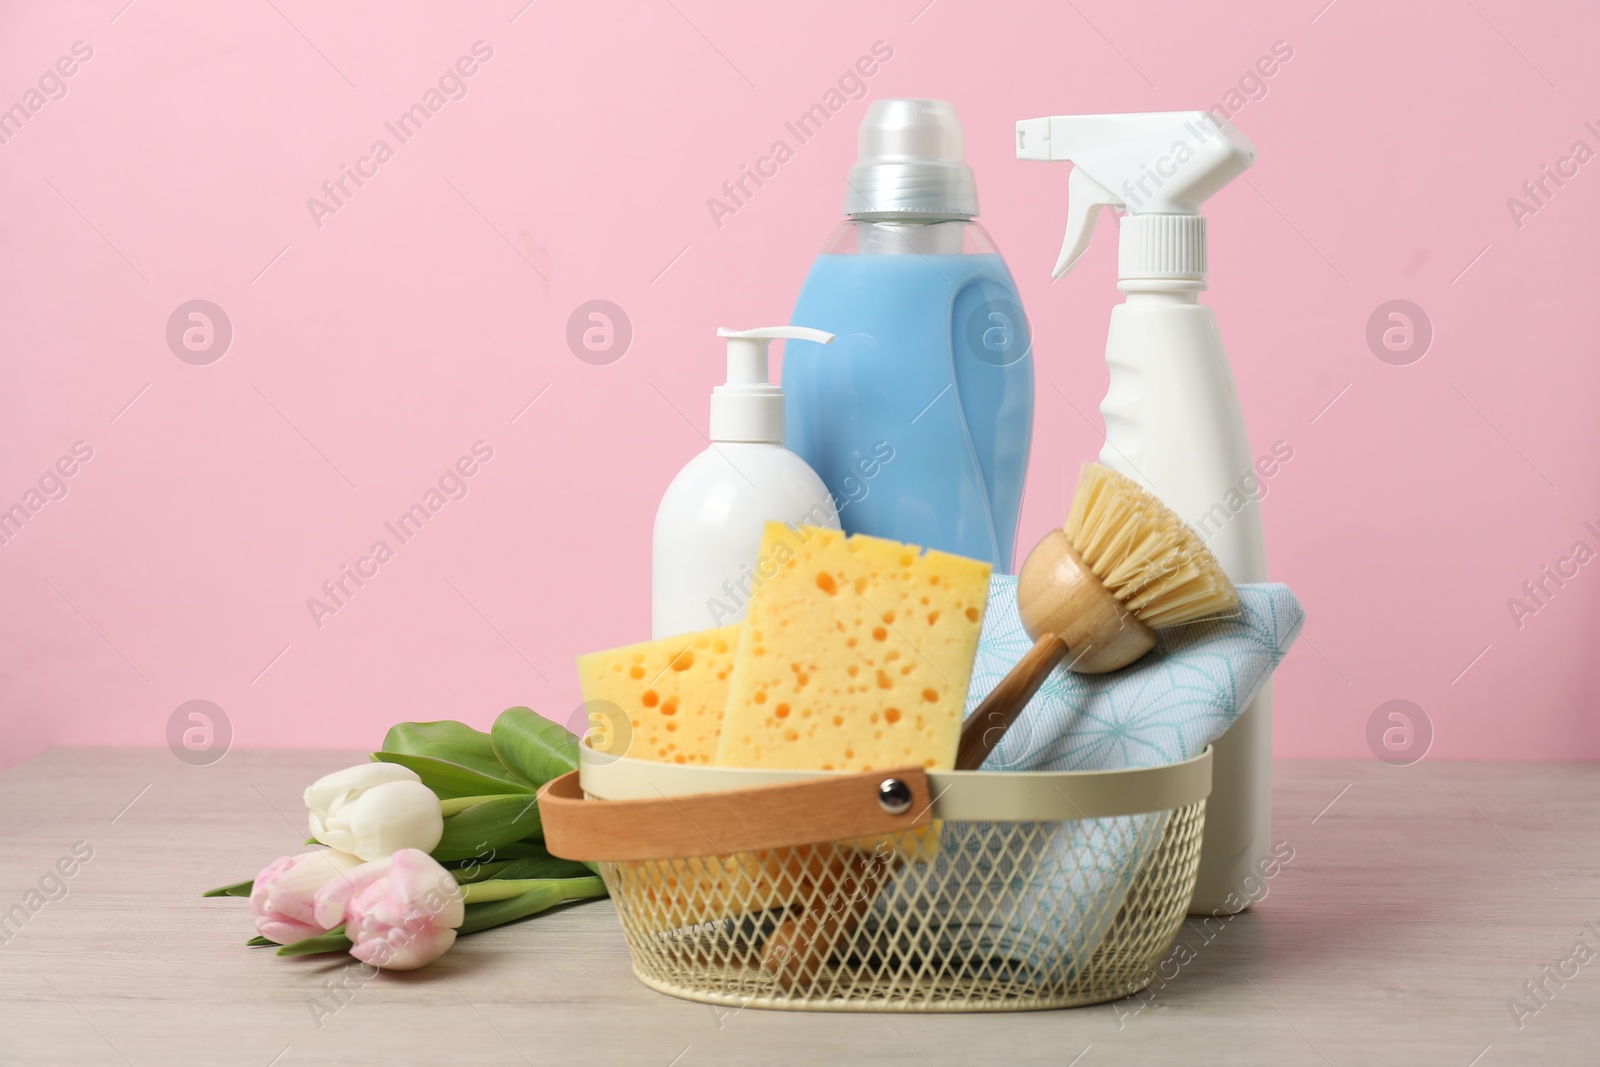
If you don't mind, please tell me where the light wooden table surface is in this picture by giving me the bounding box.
[1,749,1596,1066]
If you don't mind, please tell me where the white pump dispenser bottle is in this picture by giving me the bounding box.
[1017,111,1270,914]
[651,326,841,639]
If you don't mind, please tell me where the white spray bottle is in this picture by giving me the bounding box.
[652,326,841,639]
[1017,111,1270,914]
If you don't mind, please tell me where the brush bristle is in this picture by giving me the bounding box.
[1063,463,1240,628]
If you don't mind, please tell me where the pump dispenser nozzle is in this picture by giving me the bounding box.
[654,325,840,637]
[1015,111,1255,281]
[711,326,834,443]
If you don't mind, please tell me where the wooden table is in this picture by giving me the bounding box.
[1,749,1596,1066]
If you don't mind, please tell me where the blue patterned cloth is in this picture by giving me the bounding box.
[870,578,1303,979]
[965,577,1305,772]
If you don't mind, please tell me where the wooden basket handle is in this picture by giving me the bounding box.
[538,765,933,862]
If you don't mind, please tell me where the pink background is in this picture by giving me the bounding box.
[1,0,1596,768]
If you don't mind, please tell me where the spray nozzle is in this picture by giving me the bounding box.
[710,326,834,443]
[1016,111,1256,280]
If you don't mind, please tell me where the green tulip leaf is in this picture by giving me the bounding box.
[431,795,545,862]
[275,926,351,957]
[490,706,580,789]
[448,840,594,883]
[439,840,554,867]
[247,935,275,947]
[487,853,594,882]
[376,720,533,797]
[374,716,531,793]
[465,852,591,883]
[370,752,530,800]
[203,878,255,898]
[379,719,534,794]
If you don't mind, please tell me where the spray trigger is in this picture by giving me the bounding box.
[1055,169,1121,278]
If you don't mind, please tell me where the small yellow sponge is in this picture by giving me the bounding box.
[714,524,992,772]
[575,624,740,765]
[576,625,772,928]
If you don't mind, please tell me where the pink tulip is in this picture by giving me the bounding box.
[312,848,464,971]
[250,849,364,945]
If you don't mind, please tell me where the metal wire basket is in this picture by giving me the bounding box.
[540,746,1210,1012]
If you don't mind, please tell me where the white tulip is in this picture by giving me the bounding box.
[305,763,444,861]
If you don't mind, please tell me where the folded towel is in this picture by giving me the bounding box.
[969,578,1305,773]
[871,578,1304,979]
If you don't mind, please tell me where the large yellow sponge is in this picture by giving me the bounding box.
[714,524,992,772]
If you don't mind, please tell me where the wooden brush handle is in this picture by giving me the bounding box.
[760,845,900,992]
[761,629,1070,985]
[955,633,1070,770]
[756,627,1069,985]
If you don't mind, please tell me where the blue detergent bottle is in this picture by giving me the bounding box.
[784,100,1033,571]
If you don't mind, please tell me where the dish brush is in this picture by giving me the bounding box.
[955,462,1240,769]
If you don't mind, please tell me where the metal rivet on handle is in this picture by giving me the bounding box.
[877,778,913,815]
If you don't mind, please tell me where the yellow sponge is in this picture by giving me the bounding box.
[575,625,739,765]
[715,524,992,773]
[576,625,769,927]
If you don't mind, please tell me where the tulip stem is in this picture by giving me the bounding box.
[457,877,608,936]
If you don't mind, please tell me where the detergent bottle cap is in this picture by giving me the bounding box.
[845,99,979,218]
[1015,111,1256,282]
[710,326,834,443]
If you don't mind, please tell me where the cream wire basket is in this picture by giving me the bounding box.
[539,745,1210,1012]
